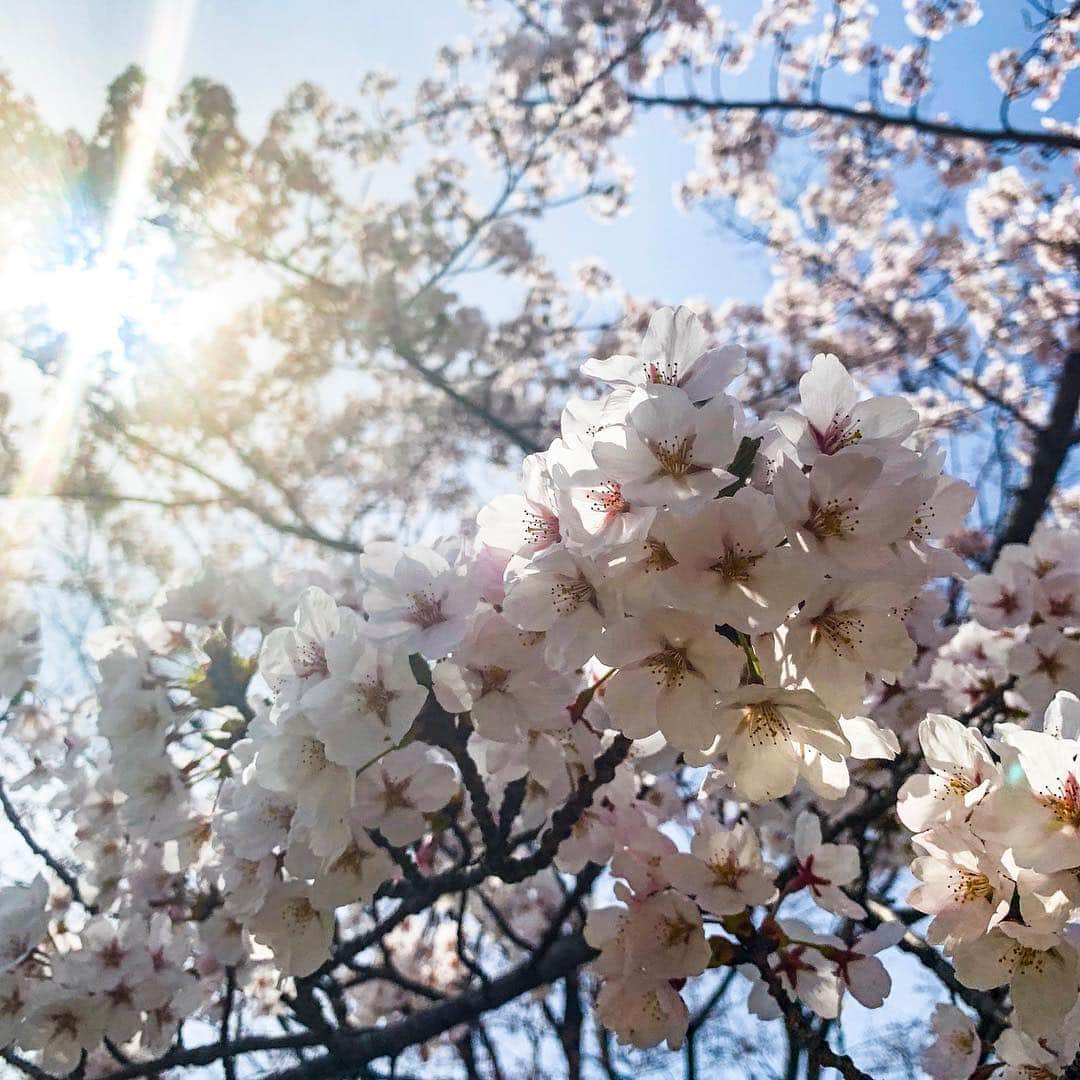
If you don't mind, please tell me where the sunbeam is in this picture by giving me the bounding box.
[1,0,197,574]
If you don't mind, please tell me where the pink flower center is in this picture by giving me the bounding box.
[808,414,862,455]
[407,591,446,629]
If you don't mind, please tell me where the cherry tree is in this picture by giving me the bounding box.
[0,2,1076,1078]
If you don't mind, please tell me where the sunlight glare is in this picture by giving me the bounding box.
[37,263,134,358]
[1,0,198,573]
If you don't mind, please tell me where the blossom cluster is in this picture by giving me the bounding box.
[584,809,906,1048]
[0,880,198,1074]
[901,531,1080,1074]
[216,304,967,1004]
[244,307,961,1044]
[904,694,1080,1035]
[3,307,1079,1075]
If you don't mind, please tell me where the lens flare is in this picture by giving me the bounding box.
[1,0,197,578]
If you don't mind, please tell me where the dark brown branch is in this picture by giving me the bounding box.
[388,336,541,455]
[341,963,447,1002]
[529,863,601,965]
[0,691,96,914]
[474,889,534,952]
[502,735,633,881]
[751,955,876,1080]
[415,708,501,854]
[367,828,424,886]
[559,971,584,1080]
[220,967,237,1080]
[993,349,1080,557]
[93,1032,326,1080]
[328,730,630,974]
[2,1049,54,1079]
[864,898,1008,1029]
[264,934,596,1080]
[625,92,1080,153]
[929,357,1039,432]
[1063,1047,1080,1080]
[177,232,545,458]
[687,968,737,1036]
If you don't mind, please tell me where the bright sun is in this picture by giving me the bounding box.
[3,244,168,383]
[44,263,137,359]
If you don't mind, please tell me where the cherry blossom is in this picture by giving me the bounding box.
[20,991,108,1075]
[744,920,842,1021]
[581,306,746,404]
[973,702,1080,874]
[897,713,999,832]
[591,384,741,512]
[552,455,657,558]
[833,923,907,1009]
[776,352,917,463]
[359,542,479,657]
[586,888,711,1050]
[258,585,342,698]
[704,686,852,803]
[476,450,564,557]
[922,1002,980,1080]
[995,1026,1078,1080]
[661,819,777,915]
[664,486,806,633]
[908,827,1014,946]
[904,0,982,41]
[773,451,926,574]
[352,742,459,846]
[783,581,916,717]
[0,0,1065,1067]
[967,556,1037,630]
[951,922,1080,1037]
[431,608,573,740]
[248,880,335,978]
[594,975,691,1051]
[790,811,866,919]
[501,549,617,669]
[595,608,743,750]
[1009,625,1080,716]
[302,620,428,769]
[254,711,356,859]
[0,877,48,973]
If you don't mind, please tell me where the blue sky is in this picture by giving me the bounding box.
[6,0,1068,320]
[0,0,738,300]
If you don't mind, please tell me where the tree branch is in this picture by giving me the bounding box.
[0,692,96,913]
[91,403,365,554]
[94,1032,327,1080]
[993,348,1080,556]
[751,955,876,1080]
[625,92,1080,153]
[270,934,595,1080]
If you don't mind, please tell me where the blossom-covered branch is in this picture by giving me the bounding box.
[624,92,1080,154]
